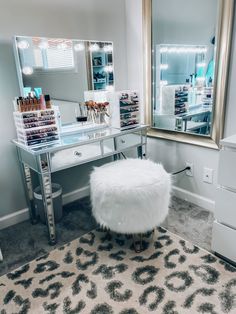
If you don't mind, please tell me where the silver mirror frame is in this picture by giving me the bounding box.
[143,0,235,149]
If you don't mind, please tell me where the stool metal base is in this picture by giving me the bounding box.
[97,224,157,253]
[132,229,156,253]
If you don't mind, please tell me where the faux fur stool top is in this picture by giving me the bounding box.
[90,158,171,234]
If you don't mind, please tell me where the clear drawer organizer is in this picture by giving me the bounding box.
[109,90,140,130]
[13,109,60,147]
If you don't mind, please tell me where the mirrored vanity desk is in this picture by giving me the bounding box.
[12,125,148,245]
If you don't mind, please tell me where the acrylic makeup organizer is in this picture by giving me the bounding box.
[109,91,140,130]
[13,109,60,147]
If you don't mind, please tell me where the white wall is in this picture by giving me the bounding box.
[125,0,236,211]
[125,0,144,123]
[0,0,127,217]
[0,0,235,220]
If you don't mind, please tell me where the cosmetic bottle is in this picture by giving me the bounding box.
[40,94,46,110]
[44,95,52,109]
[34,87,42,99]
[18,97,23,112]
[29,97,34,111]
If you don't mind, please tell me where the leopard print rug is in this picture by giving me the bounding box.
[0,227,236,314]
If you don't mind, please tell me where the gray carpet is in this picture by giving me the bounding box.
[0,196,214,277]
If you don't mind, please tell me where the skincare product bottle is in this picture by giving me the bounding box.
[40,94,46,110]
[44,95,52,109]
[34,87,42,99]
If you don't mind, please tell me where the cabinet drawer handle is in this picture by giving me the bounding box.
[121,139,126,144]
[74,151,82,157]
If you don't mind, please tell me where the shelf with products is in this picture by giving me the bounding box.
[13,102,60,147]
[90,44,114,91]
[174,86,189,115]
[109,90,140,130]
[201,87,213,107]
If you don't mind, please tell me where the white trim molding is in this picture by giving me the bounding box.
[62,185,90,205]
[0,185,214,230]
[172,186,215,213]
[0,208,29,231]
[0,186,90,231]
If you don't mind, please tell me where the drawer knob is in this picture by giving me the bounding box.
[121,139,126,144]
[74,151,82,157]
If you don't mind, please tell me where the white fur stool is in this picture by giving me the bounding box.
[90,159,171,236]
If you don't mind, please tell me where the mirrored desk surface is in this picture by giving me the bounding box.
[13,125,149,245]
[13,126,122,155]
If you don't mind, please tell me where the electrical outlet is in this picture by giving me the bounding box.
[203,167,213,184]
[185,162,194,177]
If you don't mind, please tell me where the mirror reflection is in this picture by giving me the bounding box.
[14,36,114,125]
[152,0,219,136]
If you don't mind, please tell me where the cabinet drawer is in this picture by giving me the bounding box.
[116,134,141,150]
[212,221,236,263]
[218,150,236,189]
[51,143,101,171]
[215,188,236,228]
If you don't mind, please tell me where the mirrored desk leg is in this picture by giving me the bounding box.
[16,148,38,224]
[137,146,143,159]
[137,131,147,159]
[38,155,57,245]
[113,154,118,161]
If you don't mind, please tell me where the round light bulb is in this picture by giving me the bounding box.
[104,65,113,73]
[103,45,113,52]
[22,66,33,75]
[160,64,168,70]
[17,40,29,50]
[74,43,85,51]
[89,43,99,52]
[38,41,49,50]
[57,42,68,50]
[106,85,114,91]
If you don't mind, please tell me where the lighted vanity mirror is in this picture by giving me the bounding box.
[144,0,234,148]
[14,36,114,125]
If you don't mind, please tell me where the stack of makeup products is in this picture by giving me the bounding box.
[13,93,60,147]
[174,86,188,115]
[14,93,52,112]
[119,91,140,130]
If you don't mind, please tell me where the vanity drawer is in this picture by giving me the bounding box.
[51,143,101,171]
[215,188,236,228]
[212,221,236,263]
[218,150,236,189]
[103,138,115,155]
[116,134,142,150]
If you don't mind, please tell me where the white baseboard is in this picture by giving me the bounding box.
[0,186,91,231]
[0,185,214,230]
[62,185,90,205]
[172,186,215,212]
[0,208,29,230]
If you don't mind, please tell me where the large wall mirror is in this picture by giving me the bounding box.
[14,36,114,125]
[143,0,235,148]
